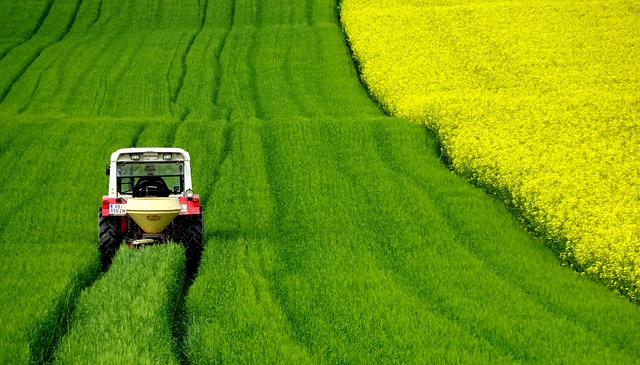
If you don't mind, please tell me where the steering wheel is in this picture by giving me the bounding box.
[133,177,171,197]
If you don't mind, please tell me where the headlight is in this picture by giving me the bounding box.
[163,153,172,160]
[185,189,194,198]
[130,153,140,160]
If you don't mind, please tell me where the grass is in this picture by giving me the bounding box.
[0,119,134,364]
[0,243,99,364]
[185,117,640,363]
[0,0,638,363]
[53,243,185,364]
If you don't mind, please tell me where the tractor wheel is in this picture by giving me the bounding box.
[98,212,122,271]
[175,213,204,277]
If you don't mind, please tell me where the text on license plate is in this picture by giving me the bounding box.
[109,204,126,215]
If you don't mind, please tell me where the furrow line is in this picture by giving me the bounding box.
[282,36,308,118]
[258,124,317,359]
[86,0,103,29]
[0,0,55,64]
[247,33,266,120]
[0,0,83,105]
[172,268,198,365]
[211,0,235,120]
[201,121,233,209]
[365,123,529,360]
[130,124,146,148]
[28,257,101,364]
[371,122,640,361]
[306,0,314,26]
[170,0,208,108]
[16,49,65,114]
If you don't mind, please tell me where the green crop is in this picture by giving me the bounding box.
[0,0,639,364]
[53,244,185,364]
[186,117,640,363]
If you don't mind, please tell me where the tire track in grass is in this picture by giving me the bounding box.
[202,121,234,209]
[210,1,235,121]
[0,0,83,104]
[371,122,640,359]
[28,256,100,364]
[99,34,148,116]
[2,2,107,115]
[306,0,314,26]
[247,32,267,121]
[168,0,208,124]
[260,121,317,360]
[216,30,262,121]
[53,244,186,364]
[313,119,637,363]
[0,118,146,364]
[366,121,640,360]
[352,122,534,358]
[0,0,55,62]
[185,118,316,364]
[15,50,64,114]
[86,0,103,29]
[320,120,497,354]
[54,31,120,115]
[186,233,317,364]
[321,119,508,361]
[281,28,325,118]
[0,242,101,365]
[252,27,305,119]
[258,118,513,363]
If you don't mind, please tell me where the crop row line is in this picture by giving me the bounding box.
[0,0,83,105]
[168,0,209,124]
[0,0,54,63]
[29,259,101,364]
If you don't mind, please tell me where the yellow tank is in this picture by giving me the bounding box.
[125,198,182,233]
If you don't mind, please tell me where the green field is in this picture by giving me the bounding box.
[0,0,639,364]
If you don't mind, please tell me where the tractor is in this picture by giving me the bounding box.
[99,147,204,272]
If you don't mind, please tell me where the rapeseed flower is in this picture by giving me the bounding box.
[341,0,640,300]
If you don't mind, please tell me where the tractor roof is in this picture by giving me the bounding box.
[110,147,191,163]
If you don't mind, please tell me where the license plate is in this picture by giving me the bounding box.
[109,204,127,215]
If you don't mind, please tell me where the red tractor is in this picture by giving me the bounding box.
[99,148,204,272]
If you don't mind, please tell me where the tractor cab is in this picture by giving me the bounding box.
[106,148,194,199]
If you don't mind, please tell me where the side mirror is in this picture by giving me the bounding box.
[106,165,111,176]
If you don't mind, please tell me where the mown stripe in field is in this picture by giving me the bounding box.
[0,0,54,61]
[371,121,640,359]
[53,244,185,364]
[184,117,640,363]
[0,117,176,364]
[168,0,209,123]
[0,1,374,123]
[0,0,82,104]
[250,117,514,362]
[28,253,100,364]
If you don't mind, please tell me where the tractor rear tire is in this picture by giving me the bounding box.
[98,212,122,271]
[175,213,204,277]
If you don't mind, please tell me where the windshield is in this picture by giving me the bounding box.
[117,162,184,196]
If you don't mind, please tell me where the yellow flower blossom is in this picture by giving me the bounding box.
[341,0,640,301]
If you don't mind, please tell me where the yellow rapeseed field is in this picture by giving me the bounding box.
[341,0,640,300]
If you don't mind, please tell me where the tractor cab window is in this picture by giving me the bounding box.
[116,162,184,197]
